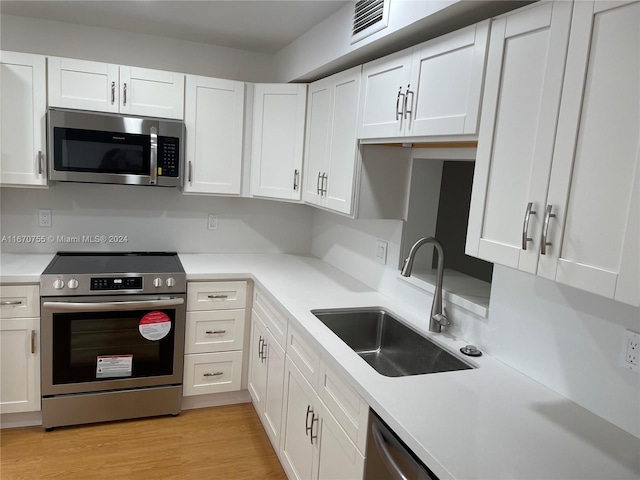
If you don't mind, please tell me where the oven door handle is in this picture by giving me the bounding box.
[42,298,184,312]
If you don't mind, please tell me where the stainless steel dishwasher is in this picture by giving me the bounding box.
[365,409,439,480]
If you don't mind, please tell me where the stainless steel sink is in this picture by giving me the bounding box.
[312,307,473,377]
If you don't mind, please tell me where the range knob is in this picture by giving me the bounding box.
[166,277,176,288]
[53,279,65,289]
[67,278,79,289]
[153,278,163,288]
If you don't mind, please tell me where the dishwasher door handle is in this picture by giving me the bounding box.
[371,422,411,480]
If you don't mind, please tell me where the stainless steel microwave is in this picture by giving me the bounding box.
[48,108,184,187]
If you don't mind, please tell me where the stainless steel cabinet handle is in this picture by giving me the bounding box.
[395,87,405,121]
[207,294,228,299]
[293,169,299,191]
[122,82,127,106]
[258,336,264,360]
[43,298,184,312]
[38,151,44,175]
[309,413,318,445]
[521,202,537,250]
[188,161,193,183]
[540,204,556,255]
[305,405,313,436]
[205,330,226,335]
[31,330,36,354]
[403,85,414,120]
[203,371,224,377]
[111,81,116,105]
[371,422,411,480]
[1,300,23,306]
[321,173,328,197]
[149,126,158,185]
[316,172,322,195]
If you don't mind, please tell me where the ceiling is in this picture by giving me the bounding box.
[0,1,350,54]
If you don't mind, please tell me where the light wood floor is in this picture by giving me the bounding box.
[0,403,287,480]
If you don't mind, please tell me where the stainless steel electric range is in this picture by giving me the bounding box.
[40,252,186,430]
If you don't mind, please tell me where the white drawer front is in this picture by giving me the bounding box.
[185,310,245,354]
[183,351,242,396]
[187,281,247,311]
[319,361,369,454]
[252,288,287,347]
[0,285,39,318]
[287,324,320,389]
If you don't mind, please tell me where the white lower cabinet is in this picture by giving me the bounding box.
[0,285,41,414]
[183,281,247,396]
[281,356,366,480]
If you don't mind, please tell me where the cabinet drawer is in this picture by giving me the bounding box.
[185,310,245,354]
[187,281,247,311]
[182,351,242,396]
[0,285,39,318]
[319,361,369,454]
[252,288,288,347]
[287,324,320,389]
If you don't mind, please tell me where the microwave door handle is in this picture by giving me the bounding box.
[42,298,184,312]
[149,126,158,185]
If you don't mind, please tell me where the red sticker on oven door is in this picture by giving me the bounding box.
[139,311,172,341]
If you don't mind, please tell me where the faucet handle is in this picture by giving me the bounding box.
[432,313,449,327]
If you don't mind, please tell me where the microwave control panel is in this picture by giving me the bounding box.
[158,137,180,177]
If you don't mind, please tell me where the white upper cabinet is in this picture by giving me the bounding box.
[303,66,361,215]
[1,51,47,187]
[539,0,639,305]
[467,1,573,274]
[48,57,184,119]
[467,0,639,306]
[184,75,244,195]
[250,84,307,201]
[358,21,489,140]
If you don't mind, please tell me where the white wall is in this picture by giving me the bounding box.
[310,209,640,438]
[0,15,277,82]
[0,184,313,254]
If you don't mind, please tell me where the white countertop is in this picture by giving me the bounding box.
[3,252,640,479]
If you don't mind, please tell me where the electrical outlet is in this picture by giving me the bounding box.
[39,209,52,227]
[620,329,639,373]
[375,240,387,265]
[207,214,218,231]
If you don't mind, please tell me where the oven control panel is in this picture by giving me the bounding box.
[91,277,143,291]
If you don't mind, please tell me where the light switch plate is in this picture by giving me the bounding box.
[207,214,218,230]
[375,240,387,265]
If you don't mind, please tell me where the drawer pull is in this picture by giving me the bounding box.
[205,330,227,335]
[1,300,23,306]
[31,330,36,354]
[203,371,224,377]
[207,294,229,299]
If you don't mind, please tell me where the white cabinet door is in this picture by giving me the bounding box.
[184,75,244,194]
[315,402,365,480]
[302,79,331,207]
[48,58,184,119]
[280,357,318,480]
[0,317,40,414]
[358,49,412,139]
[250,84,307,201]
[407,21,489,137]
[248,317,268,411]
[540,0,639,306]
[0,51,47,187]
[262,328,286,449]
[324,67,361,215]
[302,66,361,215]
[466,1,573,274]
[119,66,184,120]
[48,57,119,113]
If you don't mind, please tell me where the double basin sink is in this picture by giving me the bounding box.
[312,307,473,377]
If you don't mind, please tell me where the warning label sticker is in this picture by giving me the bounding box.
[96,355,133,379]
[139,311,172,341]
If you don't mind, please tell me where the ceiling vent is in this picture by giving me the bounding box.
[351,0,390,44]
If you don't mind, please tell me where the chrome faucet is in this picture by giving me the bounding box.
[401,237,450,333]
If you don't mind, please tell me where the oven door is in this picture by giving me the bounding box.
[41,295,186,396]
